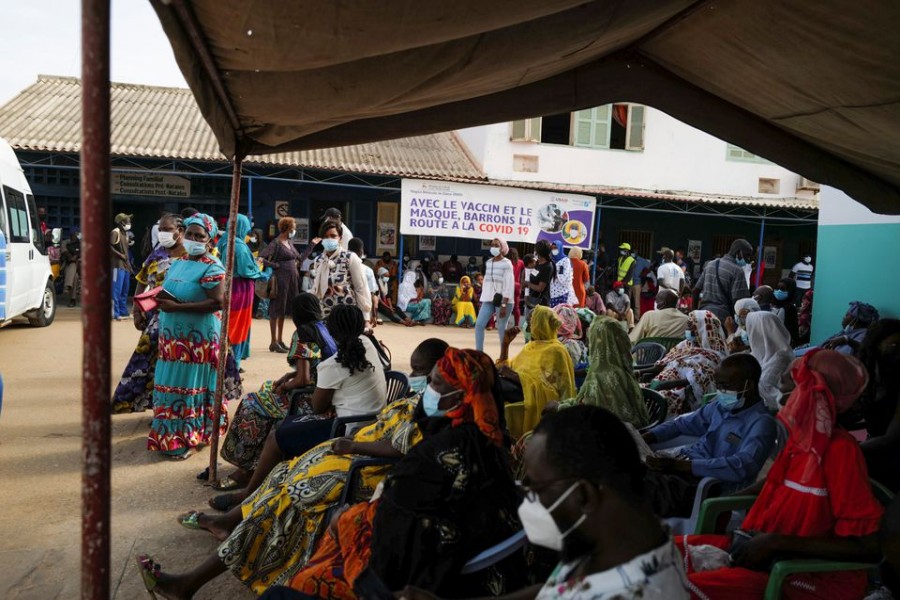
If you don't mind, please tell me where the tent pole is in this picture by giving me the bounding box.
[398,235,405,282]
[208,157,243,484]
[756,212,766,288]
[247,176,254,221]
[591,201,602,284]
[80,0,111,598]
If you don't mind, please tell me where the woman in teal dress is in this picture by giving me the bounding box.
[150,213,236,459]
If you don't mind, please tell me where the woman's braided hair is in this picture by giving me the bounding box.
[326,304,372,375]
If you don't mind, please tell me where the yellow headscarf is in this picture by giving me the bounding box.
[503,305,575,438]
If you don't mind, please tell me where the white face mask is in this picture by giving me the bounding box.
[490,247,501,257]
[248,236,257,243]
[517,481,586,551]
[551,248,560,256]
[157,231,177,249]
[803,256,812,264]
[289,229,297,238]
[123,223,132,231]
[617,288,625,295]
[438,277,444,284]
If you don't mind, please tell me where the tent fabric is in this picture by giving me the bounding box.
[151,0,900,214]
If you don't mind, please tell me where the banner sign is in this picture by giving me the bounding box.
[400,179,596,249]
[112,173,190,198]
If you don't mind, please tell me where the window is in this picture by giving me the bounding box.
[617,230,653,259]
[26,194,46,254]
[712,234,743,257]
[512,104,645,150]
[726,144,769,163]
[4,186,30,243]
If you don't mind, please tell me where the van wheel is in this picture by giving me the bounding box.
[28,282,57,327]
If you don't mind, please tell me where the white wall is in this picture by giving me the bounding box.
[458,108,812,200]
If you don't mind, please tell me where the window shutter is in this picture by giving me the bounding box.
[625,105,645,151]
[573,110,594,146]
[574,106,610,148]
[592,105,611,148]
[510,117,542,142]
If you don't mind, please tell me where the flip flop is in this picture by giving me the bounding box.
[196,467,210,480]
[211,476,242,491]
[135,554,159,599]
[178,510,203,530]
[208,494,237,512]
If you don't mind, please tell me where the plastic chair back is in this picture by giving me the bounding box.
[632,341,667,369]
[461,530,528,574]
[640,387,668,431]
[639,336,683,352]
[384,370,409,404]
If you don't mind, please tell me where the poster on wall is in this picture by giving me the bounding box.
[295,217,309,245]
[378,223,397,253]
[687,240,702,263]
[400,179,596,249]
[419,235,436,251]
[274,200,290,218]
[764,245,777,269]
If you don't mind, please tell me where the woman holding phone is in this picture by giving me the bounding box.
[149,213,241,460]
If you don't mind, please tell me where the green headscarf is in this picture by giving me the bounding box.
[561,315,649,427]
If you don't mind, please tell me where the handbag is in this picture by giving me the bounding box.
[254,267,278,299]
[364,331,392,371]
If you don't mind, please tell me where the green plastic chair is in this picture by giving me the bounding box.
[639,387,668,432]
[639,336,683,352]
[695,480,895,600]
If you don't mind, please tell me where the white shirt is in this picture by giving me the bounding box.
[657,261,684,291]
[791,261,814,289]
[362,263,378,294]
[315,335,386,419]
[300,258,314,273]
[535,540,689,600]
[340,223,354,251]
[480,257,515,304]
[523,267,537,297]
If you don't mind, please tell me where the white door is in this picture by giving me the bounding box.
[2,185,35,318]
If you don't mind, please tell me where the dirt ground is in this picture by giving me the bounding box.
[0,307,523,599]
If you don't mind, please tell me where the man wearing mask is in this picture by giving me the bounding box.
[789,253,814,299]
[605,280,635,330]
[642,353,776,517]
[693,238,752,322]
[630,289,689,343]
[110,213,134,320]
[322,207,353,250]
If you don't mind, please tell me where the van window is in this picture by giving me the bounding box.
[26,194,46,254]
[3,186,29,243]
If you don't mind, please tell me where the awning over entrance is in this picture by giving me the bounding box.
[150,0,900,214]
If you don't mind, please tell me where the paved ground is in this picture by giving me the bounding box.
[0,307,523,599]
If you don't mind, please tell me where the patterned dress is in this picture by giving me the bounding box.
[112,245,185,414]
[217,398,423,593]
[429,281,452,325]
[221,331,328,471]
[312,250,358,317]
[148,254,240,456]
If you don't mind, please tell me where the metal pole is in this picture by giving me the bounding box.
[591,200,602,284]
[208,157,243,483]
[756,213,766,288]
[81,0,111,598]
[247,176,254,222]
[398,235,405,282]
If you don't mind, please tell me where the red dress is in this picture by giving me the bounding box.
[676,430,883,599]
[571,258,589,307]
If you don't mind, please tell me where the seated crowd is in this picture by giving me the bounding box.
[135,283,900,600]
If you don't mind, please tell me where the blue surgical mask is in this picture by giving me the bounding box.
[685,330,694,342]
[842,323,855,334]
[739,331,749,346]
[322,238,340,252]
[716,387,746,411]
[735,257,748,267]
[490,247,501,257]
[422,385,461,417]
[774,290,789,301]
[183,240,208,256]
[407,375,427,395]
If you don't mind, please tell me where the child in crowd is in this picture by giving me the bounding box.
[454,275,477,328]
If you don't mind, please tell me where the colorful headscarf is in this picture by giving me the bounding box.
[184,212,219,239]
[688,310,727,356]
[530,305,562,341]
[778,349,868,484]
[553,304,582,340]
[797,290,814,336]
[847,301,880,327]
[437,348,503,446]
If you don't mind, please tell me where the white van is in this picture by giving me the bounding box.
[0,138,55,327]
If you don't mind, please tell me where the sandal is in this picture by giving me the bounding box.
[211,476,242,491]
[167,448,195,461]
[208,494,238,512]
[196,467,210,480]
[135,554,160,598]
[178,510,204,530]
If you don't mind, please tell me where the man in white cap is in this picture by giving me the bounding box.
[110,213,134,320]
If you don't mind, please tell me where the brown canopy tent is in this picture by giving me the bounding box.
[149,0,900,214]
[78,0,900,596]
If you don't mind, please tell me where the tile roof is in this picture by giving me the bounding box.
[0,75,485,180]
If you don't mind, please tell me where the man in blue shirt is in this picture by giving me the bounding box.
[642,353,776,517]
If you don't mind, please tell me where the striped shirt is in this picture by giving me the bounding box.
[480,257,515,304]
[696,255,750,321]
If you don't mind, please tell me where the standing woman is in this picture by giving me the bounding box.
[218,214,261,369]
[474,238,515,352]
[112,213,186,414]
[149,213,238,459]
[311,220,371,319]
[549,241,575,307]
[507,247,524,328]
[260,217,301,353]
[568,246,590,307]
[524,240,555,316]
